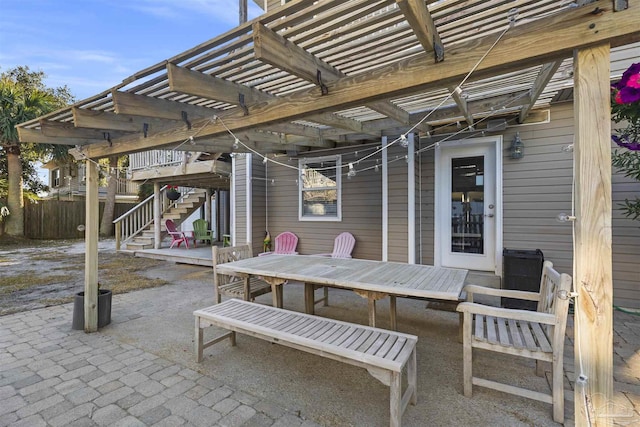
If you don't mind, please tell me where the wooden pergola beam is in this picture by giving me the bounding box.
[112,90,221,121]
[519,61,562,123]
[65,3,640,158]
[40,120,129,140]
[448,86,475,128]
[17,127,99,146]
[253,21,412,127]
[167,62,272,105]
[72,108,184,133]
[396,0,444,62]
[167,62,359,139]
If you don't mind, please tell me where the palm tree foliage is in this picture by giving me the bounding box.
[0,66,74,235]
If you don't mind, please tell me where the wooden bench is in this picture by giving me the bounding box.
[194,299,418,427]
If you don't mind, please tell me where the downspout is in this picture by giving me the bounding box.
[382,136,388,262]
[246,154,252,245]
[230,155,236,247]
[407,133,416,264]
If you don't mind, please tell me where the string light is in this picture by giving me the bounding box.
[400,134,409,148]
[347,163,356,178]
[232,138,239,150]
[263,156,268,164]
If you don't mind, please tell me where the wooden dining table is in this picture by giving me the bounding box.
[216,255,468,330]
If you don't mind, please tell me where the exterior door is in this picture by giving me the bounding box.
[436,140,500,271]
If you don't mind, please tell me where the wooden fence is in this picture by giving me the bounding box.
[24,200,134,239]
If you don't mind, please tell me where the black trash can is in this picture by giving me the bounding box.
[502,249,544,310]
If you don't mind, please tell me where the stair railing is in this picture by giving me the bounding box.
[113,185,193,250]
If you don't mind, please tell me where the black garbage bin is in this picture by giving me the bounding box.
[502,249,544,310]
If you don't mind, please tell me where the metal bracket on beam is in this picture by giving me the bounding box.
[613,0,628,11]
[239,93,249,116]
[103,132,112,147]
[317,70,329,95]
[434,38,445,63]
[143,123,149,138]
[181,111,192,130]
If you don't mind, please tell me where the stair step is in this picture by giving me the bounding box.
[133,237,154,245]
[126,242,154,250]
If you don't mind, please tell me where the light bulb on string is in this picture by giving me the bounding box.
[232,138,240,151]
[262,156,268,164]
[400,134,409,148]
[347,163,356,179]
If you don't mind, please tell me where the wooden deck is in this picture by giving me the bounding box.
[133,245,214,267]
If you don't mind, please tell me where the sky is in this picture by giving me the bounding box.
[0,0,263,100]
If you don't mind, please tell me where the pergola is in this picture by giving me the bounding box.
[16,1,640,424]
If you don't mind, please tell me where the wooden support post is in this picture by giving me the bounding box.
[573,44,613,426]
[205,190,212,228]
[84,160,99,332]
[154,182,161,249]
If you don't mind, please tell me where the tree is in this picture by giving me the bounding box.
[611,62,640,221]
[0,66,74,236]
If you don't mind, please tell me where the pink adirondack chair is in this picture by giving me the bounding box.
[314,232,356,307]
[318,232,356,258]
[165,219,193,249]
[259,231,298,256]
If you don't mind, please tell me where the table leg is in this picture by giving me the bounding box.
[243,277,250,301]
[368,298,377,328]
[304,283,315,315]
[390,295,397,331]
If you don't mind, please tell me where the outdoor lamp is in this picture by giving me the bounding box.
[510,132,524,159]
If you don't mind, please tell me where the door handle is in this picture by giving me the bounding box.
[484,213,494,218]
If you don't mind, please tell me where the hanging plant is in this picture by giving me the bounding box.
[166,185,180,201]
[611,62,640,220]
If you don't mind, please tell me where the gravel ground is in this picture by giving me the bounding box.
[0,237,166,315]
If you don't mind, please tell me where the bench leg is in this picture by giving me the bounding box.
[195,317,203,363]
[323,286,329,306]
[408,347,417,406]
[462,312,473,397]
[390,371,401,427]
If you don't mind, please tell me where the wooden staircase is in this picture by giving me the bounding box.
[115,187,208,251]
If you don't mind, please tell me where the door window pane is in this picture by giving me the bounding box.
[451,156,484,254]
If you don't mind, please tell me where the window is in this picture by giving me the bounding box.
[299,155,341,221]
[51,169,61,187]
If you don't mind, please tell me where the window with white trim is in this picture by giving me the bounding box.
[51,168,61,188]
[299,155,341,221]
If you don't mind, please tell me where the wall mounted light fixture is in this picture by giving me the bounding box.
[510,132,524,159]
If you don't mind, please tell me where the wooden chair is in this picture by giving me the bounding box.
[212,245,272,303]
[456,261,572,423]
[318,232,356,258]
[192,219,213,245]
[165,219,193,249]
[258,231,298,256]
[314,232,357,306]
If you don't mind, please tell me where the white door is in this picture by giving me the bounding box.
[436,139,500,271]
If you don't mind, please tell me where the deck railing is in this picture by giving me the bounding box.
[129,150,185,171]
[113,185,191,250]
